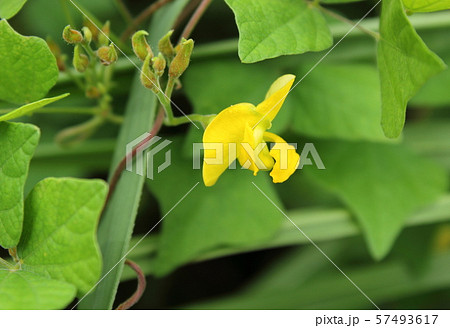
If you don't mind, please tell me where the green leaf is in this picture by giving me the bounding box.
[0,270,75,310]
[403,0,450,12]
[0,20,59,104]
[78,0,190,309]
[291,64,388,142]
[225,0,332,63]
[0,122,39,248]
[17,178,108,297]
[305,140,447,259]
[148,138,283,276]
[0,93,69,122]
[0,0,27,19]
[377,0,446,138]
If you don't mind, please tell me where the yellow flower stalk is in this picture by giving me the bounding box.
[202,74,300,186]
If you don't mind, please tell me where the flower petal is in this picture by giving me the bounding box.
[264,132,300,183]
[237,124,274,175]
[202,103,269,186]
[256,74,295,123]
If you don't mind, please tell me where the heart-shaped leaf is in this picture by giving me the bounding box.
[377,0,446,138]
[0,0,27,19]
[18,178,108,296]
[0,20,58,104]
[0,122,39,248]
[0,270,75,310]
[225,0,332,63]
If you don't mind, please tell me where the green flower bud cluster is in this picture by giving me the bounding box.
[62,22,119,99]
[132,29,194,93]
[63,22,118,72]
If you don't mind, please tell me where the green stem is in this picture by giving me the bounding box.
[55,116,104,147]
[81,43,97,61]
[159,75,214,127]
[114,0,133,24]
[164,76,176,99]
[106,112,125,124]
[8,248,20,263]
[156,92,174,123]
[317,4,380,40]
[0,257,12,269]
[165,113,215,128]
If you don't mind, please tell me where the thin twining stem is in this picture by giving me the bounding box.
[180,0,213,41]
[115,259,147,310]
[318,5,380,40]
[120,0,174,41]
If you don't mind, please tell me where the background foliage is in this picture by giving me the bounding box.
[0,0,449,310]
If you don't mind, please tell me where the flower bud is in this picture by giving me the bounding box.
[86,86,101,99]
[63,25,83,44]
[132,30,153,62]
[158,30,175,59]
[82,27,92,44]
[73,44,89,72]
[98,21,110,46]
[140,54,159,92]
[169,39,194,78]
[152,53,166,77]
[97,44,118,66]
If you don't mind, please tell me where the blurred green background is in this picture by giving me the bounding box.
[1,0,450,309]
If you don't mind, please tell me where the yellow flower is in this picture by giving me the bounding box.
[202,74,300,186]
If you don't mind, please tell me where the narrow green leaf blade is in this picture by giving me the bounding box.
[77,0,190,309]
[0,122,39,248]
[305,140,447,259]
[225,0,332,63]
[377,0,446,138]
[18,178,108,297]
[0,270,75,310]
[403,0,450,12]
[0,93,69,122]
[0,0,27,19]
[0,20,58,104]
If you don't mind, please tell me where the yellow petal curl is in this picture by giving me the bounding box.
[264,132,300,183]
[255,74,295,123]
